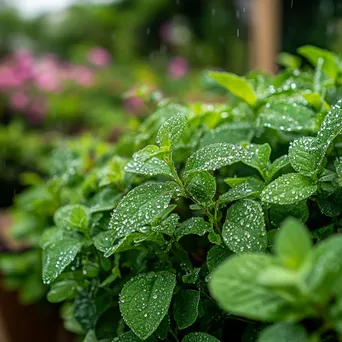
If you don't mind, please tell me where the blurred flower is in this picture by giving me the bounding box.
[35,72,60,92]
[88,47,111,67]
[159,20,191,46]
[9,92,29,110]
[0,66,22,88]
[73,66,95,86]
[168,57,189,79]
[28,100,46,125]
[123,96,145,116]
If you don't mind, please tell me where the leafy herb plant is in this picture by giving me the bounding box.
[2,45,342,341]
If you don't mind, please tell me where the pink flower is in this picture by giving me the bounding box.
[123,96,145,115]
[9,91,29,110]
[88,47,111,67]
[35,72,60,92]
[168,57,189,79]
[0,66,22,88]
[73,66,95,86]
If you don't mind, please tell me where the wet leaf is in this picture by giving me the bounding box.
[217,178,264,205]
[54,204,90,234]
[185,143,245,175]
[175,217,211,240]
[182,332,220,342]
[125,145,171,177]
[269,201,309,227]
[241,143,271,174]
[95,182,177,255]
[258,101,315,132]
[173,290,200,329]
[119,271,176,340]
[222,199,267,253]
[208,71,257,106]
[267,155,289,180]
[42,235,83,284]
[156,111,188,147]
[200,123,253,147]
[261,173,317,205]
[186,171,216,203]
[317,102,342,147]
[289,137,325,177]
[47,279,77,303]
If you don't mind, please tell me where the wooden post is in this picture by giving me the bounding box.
[249,0,282,73]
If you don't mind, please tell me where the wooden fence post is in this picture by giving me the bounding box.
[249,0,282,73]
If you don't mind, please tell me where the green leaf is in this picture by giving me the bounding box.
[217,178,264,205]
[54,204,90,233]
[124,145,172,177]
[156,111,188,147]
[83,330,98,342]
[186,171,216,203]
[269,201,309,227]
[208,231,222,245]
[182,268,201,284]
[175,217,211,240]
[335,157,342,178]
[152,213,179,236]
[261,173,317,205]
[95,182,177,255]
[317,103,342,147]
[258,322,308,342]
[222,199,266,253]
[200,122,253,147]
[274,218,312,270]
[258,101,315,132]
[74,290,97,331]
[317,188,342,217]
[119,271,176,340]
[278,52,301,69]
[96,231,166,257]
[47,279,77,303]
[306,235,342,303]
[298,45,339,79]
[257,266,301,287]
[289,137,325,177]
[208,71,257,106]
[224,177,250,187]
[207,245,232,272]
[173,290,200,329]
[182,332,220,342]
[88,188,121,213]
[267,155,289,180]
[42,235,83,284]
[241,143,271,174]
[209,254,294,321]
[185,143,245,175]
[115,331,157,342]
[155,315,169,340]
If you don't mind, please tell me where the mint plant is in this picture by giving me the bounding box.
[2,45,342,341]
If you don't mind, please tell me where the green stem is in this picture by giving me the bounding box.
[263,203,271,230]
[169,328,179,342]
